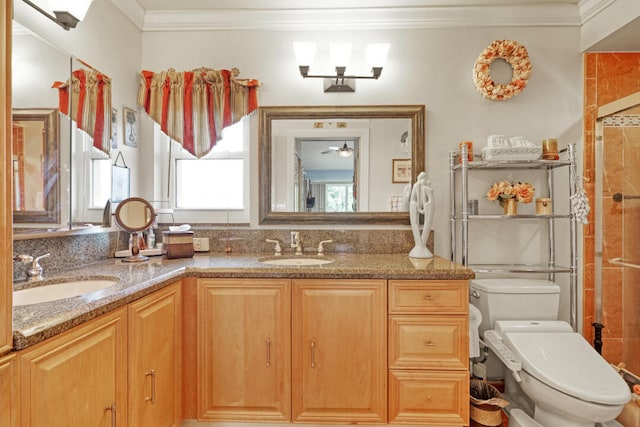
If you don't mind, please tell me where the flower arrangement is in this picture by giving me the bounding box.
[487,180,535,204]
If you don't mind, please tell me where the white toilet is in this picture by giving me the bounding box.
[470,279,630,427]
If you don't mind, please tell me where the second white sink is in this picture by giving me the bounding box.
[259,256,334,266]
[13,278,119,306]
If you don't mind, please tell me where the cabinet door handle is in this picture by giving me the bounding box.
[266,339,271,368]
[423,294,435,301]
[145,370,156,404]
[310,341,316,368]
[105,402,117,427]
[424,340,436,347]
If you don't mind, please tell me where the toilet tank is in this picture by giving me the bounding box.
[469,279,560,335]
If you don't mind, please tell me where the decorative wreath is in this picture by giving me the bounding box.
[472,39,532,101]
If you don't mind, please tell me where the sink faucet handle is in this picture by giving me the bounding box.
[265,239,282,256]
[35,253,51,263]
[14,254,34,263]
[317,240,333,255]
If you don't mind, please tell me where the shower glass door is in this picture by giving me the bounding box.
[597,102,640,375]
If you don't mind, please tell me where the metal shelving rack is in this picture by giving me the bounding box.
[449,143,579,330]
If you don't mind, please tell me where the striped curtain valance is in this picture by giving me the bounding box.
[137,67,260,158]
[53,68,112,155]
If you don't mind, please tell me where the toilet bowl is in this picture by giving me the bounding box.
[492,320,630,427]
[469,279,630,427]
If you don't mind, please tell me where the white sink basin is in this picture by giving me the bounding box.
[259,256,334,266]
[13,278,119,306]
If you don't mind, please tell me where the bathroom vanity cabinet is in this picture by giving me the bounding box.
[195,278,387,424]
[195,277,466,425]
[388,280,469,425]
[449,144,578,328]
[18,281,182,427]
[19,307,128,427]
[197,278,291,422]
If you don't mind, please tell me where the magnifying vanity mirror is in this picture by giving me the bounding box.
[114,197,155,263]
[259,105,426,224]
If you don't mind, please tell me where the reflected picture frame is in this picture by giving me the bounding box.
[123,107,137,147]
[392,158,411,183]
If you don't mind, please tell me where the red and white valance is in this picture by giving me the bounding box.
[137,67,260,158]
[53,68,112,155]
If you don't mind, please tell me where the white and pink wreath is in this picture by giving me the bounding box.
[472,39,532,101]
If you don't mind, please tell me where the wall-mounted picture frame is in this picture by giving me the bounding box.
[123,107,137,147]
[392,158,411,183]
[111,152,130,203]
[110,107,118,149]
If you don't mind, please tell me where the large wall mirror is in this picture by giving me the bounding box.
[12,21,113,235]
[12,21,71,232]
[259,105,425,224]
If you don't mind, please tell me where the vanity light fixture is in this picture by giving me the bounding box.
[22,0,94,30]
[294,42,390,93]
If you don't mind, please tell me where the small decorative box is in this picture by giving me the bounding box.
[162,231,194,259]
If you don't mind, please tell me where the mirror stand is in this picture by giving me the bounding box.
[123,231,149,263]
[114,197,155,263]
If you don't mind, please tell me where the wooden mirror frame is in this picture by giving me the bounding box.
[259,105,426,224]
[12,108,60,224]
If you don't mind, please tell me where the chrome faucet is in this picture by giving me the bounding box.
[291,231,303,255]
[15,253,51,281]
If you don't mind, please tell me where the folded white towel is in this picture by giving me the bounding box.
[169,224,191,232]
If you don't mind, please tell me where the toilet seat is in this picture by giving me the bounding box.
[502,331,630,406]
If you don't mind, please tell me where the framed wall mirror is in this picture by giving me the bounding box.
[259,105,426,224]
[12,108,60,224]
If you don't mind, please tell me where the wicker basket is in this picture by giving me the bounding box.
[470,380,509,427]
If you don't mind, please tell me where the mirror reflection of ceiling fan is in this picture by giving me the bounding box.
[321,142,354,157]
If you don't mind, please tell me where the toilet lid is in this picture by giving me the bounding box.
[503,332,630,405]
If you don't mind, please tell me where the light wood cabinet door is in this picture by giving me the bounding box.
[0,354,19,427]
[292,279,387,424]
[197,278,291,421]
[128,282,182,427]
[19,307,127,427]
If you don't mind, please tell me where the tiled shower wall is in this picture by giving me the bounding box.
[583,52,640,371]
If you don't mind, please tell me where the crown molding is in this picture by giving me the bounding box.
[141,5,580,32]
[578,0,617,23]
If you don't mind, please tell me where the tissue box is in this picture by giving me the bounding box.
[162,231,194,259]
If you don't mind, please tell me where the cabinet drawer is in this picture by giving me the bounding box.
[388,370,469,425]
[389,316,468,370]
[389,280,468,314]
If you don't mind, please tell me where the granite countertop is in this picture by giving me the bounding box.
[12,252,474,350]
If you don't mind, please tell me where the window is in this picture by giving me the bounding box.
[157,118,250,223]
[325,183,354,212]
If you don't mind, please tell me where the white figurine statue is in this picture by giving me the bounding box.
[409,171,434,259]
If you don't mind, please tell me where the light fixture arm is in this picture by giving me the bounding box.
[22,0,80,30]
[298,65,384,81]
